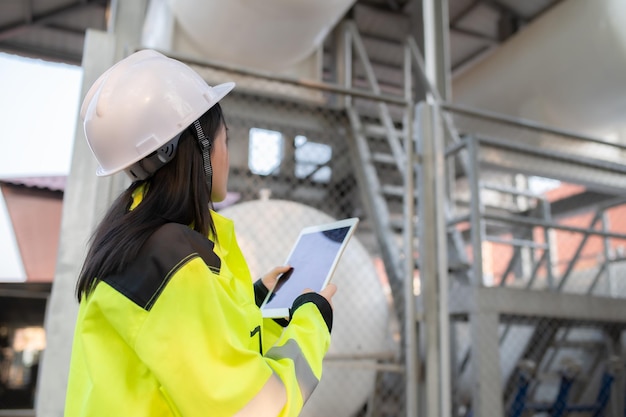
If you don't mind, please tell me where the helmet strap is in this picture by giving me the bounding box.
[193,120,213,193]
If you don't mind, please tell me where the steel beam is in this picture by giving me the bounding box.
[449,286,626,323]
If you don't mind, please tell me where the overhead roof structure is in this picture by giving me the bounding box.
[0,0,108,64]
[0,0,563,75]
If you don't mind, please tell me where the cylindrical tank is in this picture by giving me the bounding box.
[165,0,356,72]
[453,0,626,139]
[219,199,396,417]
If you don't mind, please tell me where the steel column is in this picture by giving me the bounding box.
[404,40,419,417]
[468,312,505,417]
[416,100,450,417]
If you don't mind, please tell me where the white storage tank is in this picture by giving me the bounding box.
[219,198,397,417]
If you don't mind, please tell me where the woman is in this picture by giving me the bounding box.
[65,49,336,417]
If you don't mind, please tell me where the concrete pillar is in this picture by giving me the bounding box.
[36,1,147,415]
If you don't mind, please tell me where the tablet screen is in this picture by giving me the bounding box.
[261,218,358,317]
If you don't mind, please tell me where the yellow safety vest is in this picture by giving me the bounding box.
[65,199,332,416]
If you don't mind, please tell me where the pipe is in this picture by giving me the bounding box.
[161,0,357,72]
[452,0,626,139]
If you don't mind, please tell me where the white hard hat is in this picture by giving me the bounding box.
[80,49,235,177]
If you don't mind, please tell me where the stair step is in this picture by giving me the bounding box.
[448,260,471,271]
[389,218,403,231]
[381,184,404,198]
[364,123,404,139]
[371,152,397,165]
[551,340,606,350]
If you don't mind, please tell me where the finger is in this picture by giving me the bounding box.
[320,283,337,298]
[318,283,337,308]
[301,284,336,296]
[261,265,292,289]
[275,265,292,274]
[269,265,291,278]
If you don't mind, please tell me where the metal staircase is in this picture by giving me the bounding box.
[340,17,474,417]
[342,20,472,314]
[341,19,409,306]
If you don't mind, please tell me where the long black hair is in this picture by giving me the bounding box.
[76,103,225,301]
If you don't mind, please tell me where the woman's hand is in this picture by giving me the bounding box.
[262,266,338,309]
[317,283,337,309]
[303,283,337,309]
[260,265,292,290]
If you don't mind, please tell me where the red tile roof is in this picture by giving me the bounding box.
[0,176,67,192]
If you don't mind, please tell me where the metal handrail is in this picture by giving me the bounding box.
[441,103,626,151]
[476,135,626,174]
[557,214,602,291]
[345,21,406,175]
[480,182,546,200]
[407,37,465,149]
[484,213,626,241]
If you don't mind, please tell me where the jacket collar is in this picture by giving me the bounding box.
[129,184,236,251]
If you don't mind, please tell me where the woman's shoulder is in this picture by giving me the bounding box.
[102,223,222,310]
[147,223,221,272]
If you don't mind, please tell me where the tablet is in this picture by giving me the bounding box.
[260,217,359,318]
